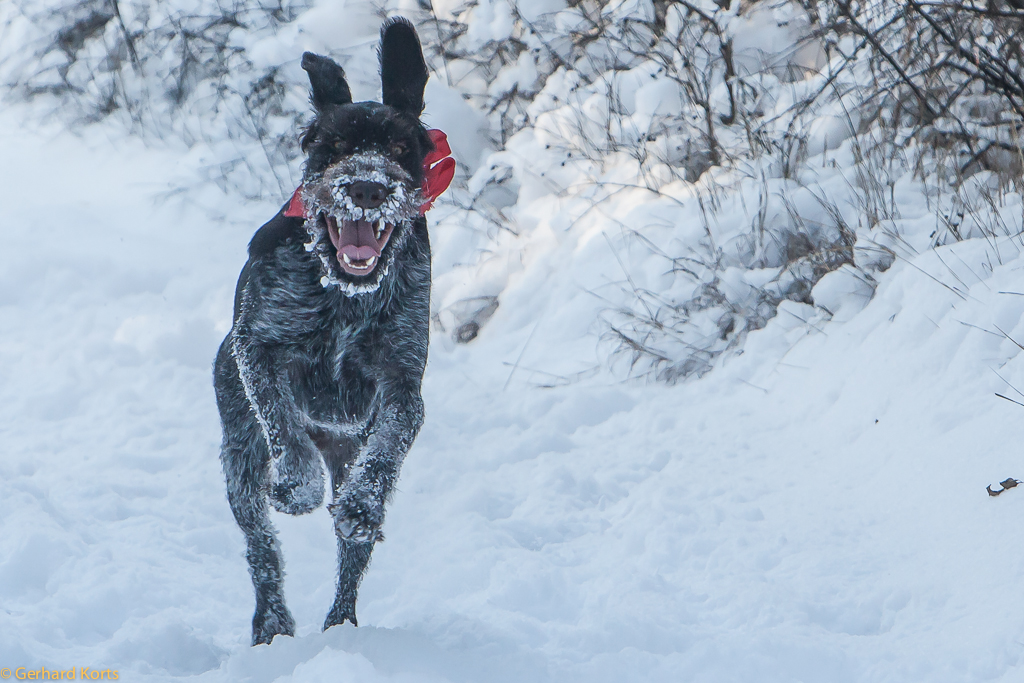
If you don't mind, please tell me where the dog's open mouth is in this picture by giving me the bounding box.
[323,214,395,276]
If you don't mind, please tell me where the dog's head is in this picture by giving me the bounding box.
[297,18,432,295]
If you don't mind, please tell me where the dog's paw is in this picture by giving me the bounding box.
[268,444,324,515]
[252,603,295,646]
[269,477,324,515]
[328,498,385,543]
[323,599,358,630]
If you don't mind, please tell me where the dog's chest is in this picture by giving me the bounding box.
[287,316,379,421]
[255,223,420,423]
[326,320,369,380]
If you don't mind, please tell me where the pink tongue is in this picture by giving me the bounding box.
[330,219,382,260]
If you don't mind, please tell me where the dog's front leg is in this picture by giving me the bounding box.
[231,330,325,515]
[323,388,424,629]
[330,391,424,541]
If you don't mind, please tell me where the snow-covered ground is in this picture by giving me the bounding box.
[4,5,1024,681]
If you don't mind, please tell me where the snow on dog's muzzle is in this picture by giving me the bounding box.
[283,129,454,294]
[297,152,421,289]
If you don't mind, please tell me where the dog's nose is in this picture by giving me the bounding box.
[347,181,390,209]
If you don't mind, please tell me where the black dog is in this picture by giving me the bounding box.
[213,18,448,646]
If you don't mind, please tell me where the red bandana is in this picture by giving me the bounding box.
[284,128,455,219]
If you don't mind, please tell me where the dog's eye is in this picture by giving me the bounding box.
[333,139,350,154]
[390,142,406,157]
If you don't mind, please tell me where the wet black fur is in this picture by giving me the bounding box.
[213,17,432,646]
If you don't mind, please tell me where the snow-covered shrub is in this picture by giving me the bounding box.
[801,1,1024,233]
[426,0,1024,382]
[418,0,874,380]
[0,0,311,197]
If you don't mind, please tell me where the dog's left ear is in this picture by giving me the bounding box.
[379,17,428,116]
[302,52,353,110]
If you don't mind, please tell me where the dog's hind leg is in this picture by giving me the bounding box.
[317,432,374,629]
[324,538,374,629]
[321,394,424,630]
[216,341,295,646]
[222,438,296,645]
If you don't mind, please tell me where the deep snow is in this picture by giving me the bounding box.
[4,14,1024,683]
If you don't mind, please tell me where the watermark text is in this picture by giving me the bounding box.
[0,667,118,680]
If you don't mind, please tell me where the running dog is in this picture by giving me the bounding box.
[213,18,453,645]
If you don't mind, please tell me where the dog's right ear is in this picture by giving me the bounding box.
[379,18,428,116]
[301,52,353,110]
